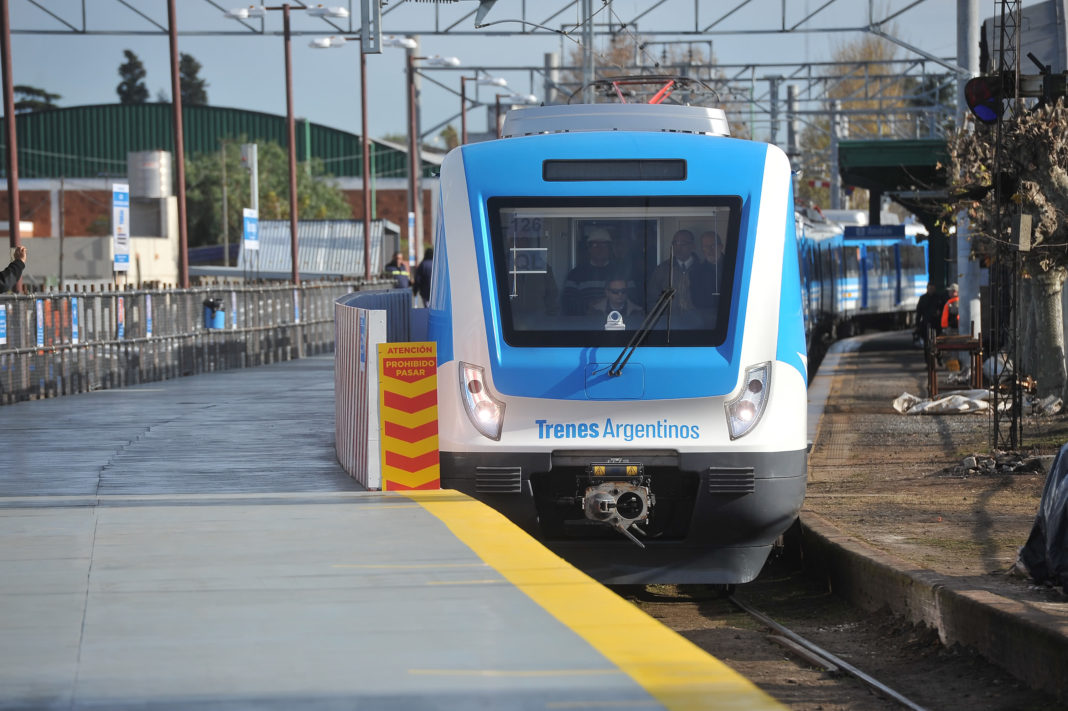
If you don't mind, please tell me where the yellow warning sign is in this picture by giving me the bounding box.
[378,342,439,491]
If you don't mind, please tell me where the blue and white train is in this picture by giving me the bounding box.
[798,212,929,342]
[425,103,808,584]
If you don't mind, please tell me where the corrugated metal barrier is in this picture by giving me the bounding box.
[333,289,417,486]
[0,282,389,405]
[238,220,394,278]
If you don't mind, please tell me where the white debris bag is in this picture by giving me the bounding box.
[892,390,989,415]
[983,353,1013,383]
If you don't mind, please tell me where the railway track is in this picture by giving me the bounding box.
[613,549,1061,711]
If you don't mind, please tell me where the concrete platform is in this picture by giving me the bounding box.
[803,332,1068,702]
[0,356,780,711]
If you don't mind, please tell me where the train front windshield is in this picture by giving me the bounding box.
[489,196,741,348]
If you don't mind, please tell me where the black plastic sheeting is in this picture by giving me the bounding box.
[1019,443,1068,594]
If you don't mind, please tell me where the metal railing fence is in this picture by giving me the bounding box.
[0,281,390,405]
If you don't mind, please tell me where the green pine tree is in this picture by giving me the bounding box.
[117,49,149,104]
[179,53,209,106]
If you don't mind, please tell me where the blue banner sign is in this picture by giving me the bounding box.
[113,184,130,272]
[843,225,905,239]
[71,297,80,344]
[35,300,44,347]
[243,208,259,251]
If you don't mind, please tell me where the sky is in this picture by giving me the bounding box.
[5,0,965,147]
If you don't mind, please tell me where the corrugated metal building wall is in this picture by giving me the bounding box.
[0,103,435,180]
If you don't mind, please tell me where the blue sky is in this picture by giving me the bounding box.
[6,1,962,145]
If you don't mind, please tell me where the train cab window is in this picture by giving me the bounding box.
[488,196,741,348]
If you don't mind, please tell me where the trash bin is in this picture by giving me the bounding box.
[203,298,226,329]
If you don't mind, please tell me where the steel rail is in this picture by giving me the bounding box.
[729,594,930,711]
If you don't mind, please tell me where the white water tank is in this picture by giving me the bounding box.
[127,151,173,198]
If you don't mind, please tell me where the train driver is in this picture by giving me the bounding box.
[587,277,644,328]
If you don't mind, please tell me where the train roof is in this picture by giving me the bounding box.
[500,104,731,138]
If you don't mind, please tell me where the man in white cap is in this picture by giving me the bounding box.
[562,227,616,316]
[941,283,960,332]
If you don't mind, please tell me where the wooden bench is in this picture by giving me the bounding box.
[926,334,983,398]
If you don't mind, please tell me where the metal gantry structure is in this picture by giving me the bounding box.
[989,0,1024,451]
[4,0,970,275]
[8,0,967,145]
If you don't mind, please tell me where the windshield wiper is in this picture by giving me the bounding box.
[607,287,676,377]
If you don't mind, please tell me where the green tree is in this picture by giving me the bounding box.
[184,139,352,248]
[179,53,208,106]
[117,49,149,104]
[13,85,60,113]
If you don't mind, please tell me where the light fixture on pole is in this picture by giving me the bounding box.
[310,32,415,280]
[460,74,506,145]
[406,50,461,257]
[494,93,539,139]
[226,2,347,285]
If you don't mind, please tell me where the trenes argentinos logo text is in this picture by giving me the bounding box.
[535,418,699,442]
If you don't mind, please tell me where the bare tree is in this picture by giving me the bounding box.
[797,34,912,210]
[946,100,1068,399]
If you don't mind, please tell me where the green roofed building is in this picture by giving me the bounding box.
[0,103,437,180]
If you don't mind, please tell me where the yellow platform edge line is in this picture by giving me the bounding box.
[403,489,785,711]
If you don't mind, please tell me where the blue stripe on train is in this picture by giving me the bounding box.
[427,195,453,363]
[776,180,808,386]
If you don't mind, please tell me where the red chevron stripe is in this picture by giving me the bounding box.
[385,449,440,472]
[385,477,441,491]
[383,389,437,414]
[384,420,439,443]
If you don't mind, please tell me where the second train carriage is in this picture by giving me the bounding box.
[425,104,808,584]
[797,213,929,342]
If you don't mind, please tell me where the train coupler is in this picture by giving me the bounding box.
[581,479,654,549]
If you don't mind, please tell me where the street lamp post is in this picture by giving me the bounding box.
[311,34,415,280]
[494,93,505,139]
[359,46,371,280]
[405,49,460,257]
[460,74,507,145]
[1,0,21,280]
[494,93,539,139]
[226,3,348,285]
[282,3,299,285]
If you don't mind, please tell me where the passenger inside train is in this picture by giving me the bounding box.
[494,199,737,345]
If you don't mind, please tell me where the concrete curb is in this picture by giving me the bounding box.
[802,333,1068,702]
[798,511,1068,702]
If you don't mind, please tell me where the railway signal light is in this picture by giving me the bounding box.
[964,67,1068,124]
[965,75,1009,124]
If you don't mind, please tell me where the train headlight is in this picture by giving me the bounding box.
[725,362,771,440]
[459,362,506,441]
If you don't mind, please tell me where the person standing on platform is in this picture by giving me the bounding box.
[940,283,962,371]
[914,282,943,348]
[941,283,960,333]
[1,245,26,293]
[413,247,433,307]
[384,251,410,289]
